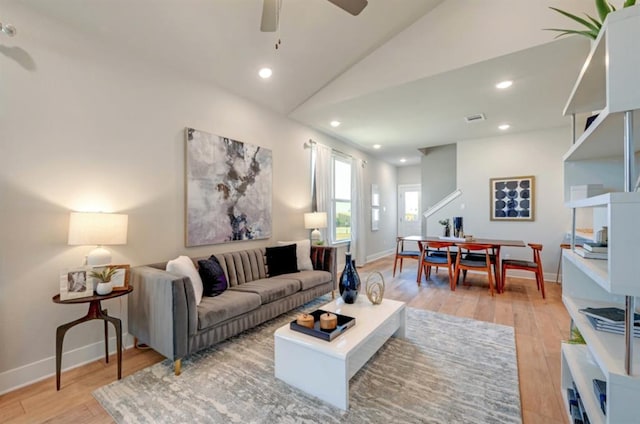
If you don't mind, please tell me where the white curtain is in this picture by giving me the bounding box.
[351,157,366,266]
[314,143,332,244]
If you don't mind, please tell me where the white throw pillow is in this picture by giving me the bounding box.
[166,255,203,305]
[277,239,313,271]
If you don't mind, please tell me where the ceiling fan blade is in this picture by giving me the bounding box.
[327,0,368,16]
[260,0,279,32]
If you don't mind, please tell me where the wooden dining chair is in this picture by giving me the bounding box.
[463,248,499,290]
[452,243,495,296]
[393,236,421,277]
[416,241,455,286]
[501,243,545,299]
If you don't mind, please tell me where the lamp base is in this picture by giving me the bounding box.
[87,246,112,266]
[310,228,323,244]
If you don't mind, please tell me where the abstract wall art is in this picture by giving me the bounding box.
[489,175,535,221]
[185,127,272,246]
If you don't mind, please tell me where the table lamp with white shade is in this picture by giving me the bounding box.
[68,212,128,265]
[304,212,327,244]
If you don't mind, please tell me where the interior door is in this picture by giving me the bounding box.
[398,184,421,251]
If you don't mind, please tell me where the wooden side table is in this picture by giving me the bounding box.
[52,286,133,390]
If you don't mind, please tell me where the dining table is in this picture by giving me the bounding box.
[401,235,526,293]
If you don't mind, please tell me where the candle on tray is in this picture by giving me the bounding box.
[319,312,337,330]
[296,313,315,329]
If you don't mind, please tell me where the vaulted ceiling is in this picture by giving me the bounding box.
[13,0,594,165]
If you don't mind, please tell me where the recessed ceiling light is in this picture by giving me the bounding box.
[496,80,513,89]
[373,144,381,149]
[400,158,407,163]
[330,120,341,127]
[498,124,510,130]
[258,67,272,79]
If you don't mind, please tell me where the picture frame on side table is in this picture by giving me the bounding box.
[89,264,131,291]
[59,267,93,300]
[489,175,535,221]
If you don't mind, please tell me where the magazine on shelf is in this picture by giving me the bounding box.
[585,316,640,337]
[575,248,607,260]
[582,243,608,253]
[579,307,640,324]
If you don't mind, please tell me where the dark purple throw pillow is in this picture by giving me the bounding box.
[266,244,299,277]
[197,255,228,297]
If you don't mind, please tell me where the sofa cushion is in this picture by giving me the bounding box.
[266,244,299,276]
[198,255,228,297]
[166,255,203,305]
[277,239,314,271]
[197,290,261,330]
[277,270,332,291]
[228,278,301,304]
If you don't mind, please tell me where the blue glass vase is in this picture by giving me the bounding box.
[453,216,464,238]
[339,253,360,304]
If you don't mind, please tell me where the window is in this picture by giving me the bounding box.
[403,190,419,222]
[332,154,351,242]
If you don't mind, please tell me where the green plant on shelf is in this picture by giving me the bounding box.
[567,327,586,345]
[545,0,636,40]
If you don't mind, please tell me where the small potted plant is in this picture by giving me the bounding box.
[438,219,451,237]
[90,266,118,295]
[545,0,636,40]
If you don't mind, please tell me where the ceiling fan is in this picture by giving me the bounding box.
[261,0,368,32]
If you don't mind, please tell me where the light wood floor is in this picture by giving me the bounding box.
[0,255,570,424]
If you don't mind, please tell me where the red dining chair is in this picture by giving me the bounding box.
[416,241,455,286]
[501,243,545,299]
[393,236,421,277]
[452,243,495,296]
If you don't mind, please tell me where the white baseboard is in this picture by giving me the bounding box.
[365,249,394,264]
[0,333,134,396]
[456,269,559,284]
[501,269,559,283]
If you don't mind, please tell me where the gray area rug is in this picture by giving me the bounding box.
[94,297,521,423]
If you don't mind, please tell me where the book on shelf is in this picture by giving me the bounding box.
[579,307,640,324]
[582,242,608,253]
[592,379,606,416]
[575,248,607,260]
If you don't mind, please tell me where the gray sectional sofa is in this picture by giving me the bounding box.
[128,245,336,374]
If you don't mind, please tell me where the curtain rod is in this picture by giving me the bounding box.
[304,139,367,165]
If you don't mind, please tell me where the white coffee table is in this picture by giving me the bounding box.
[274,296,406,410]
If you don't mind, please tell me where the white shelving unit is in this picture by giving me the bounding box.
[560,6,640,424]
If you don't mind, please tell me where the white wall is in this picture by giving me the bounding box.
[364,162,398,263]
[397,165,421,185]
[428,127,573,280]
[0,5,397,393]
[421,144,456,235]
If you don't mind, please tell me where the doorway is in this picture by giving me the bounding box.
[398,184,421,251]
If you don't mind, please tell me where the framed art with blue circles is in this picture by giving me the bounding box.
[489,176,535,221]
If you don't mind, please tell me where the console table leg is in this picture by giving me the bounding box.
[55,326,64,391]
[55,313,93,391]
[102,315,123,380]
[115,318,122,379]
[104,318,109,364]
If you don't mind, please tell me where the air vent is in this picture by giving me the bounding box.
[464,113,486,123]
